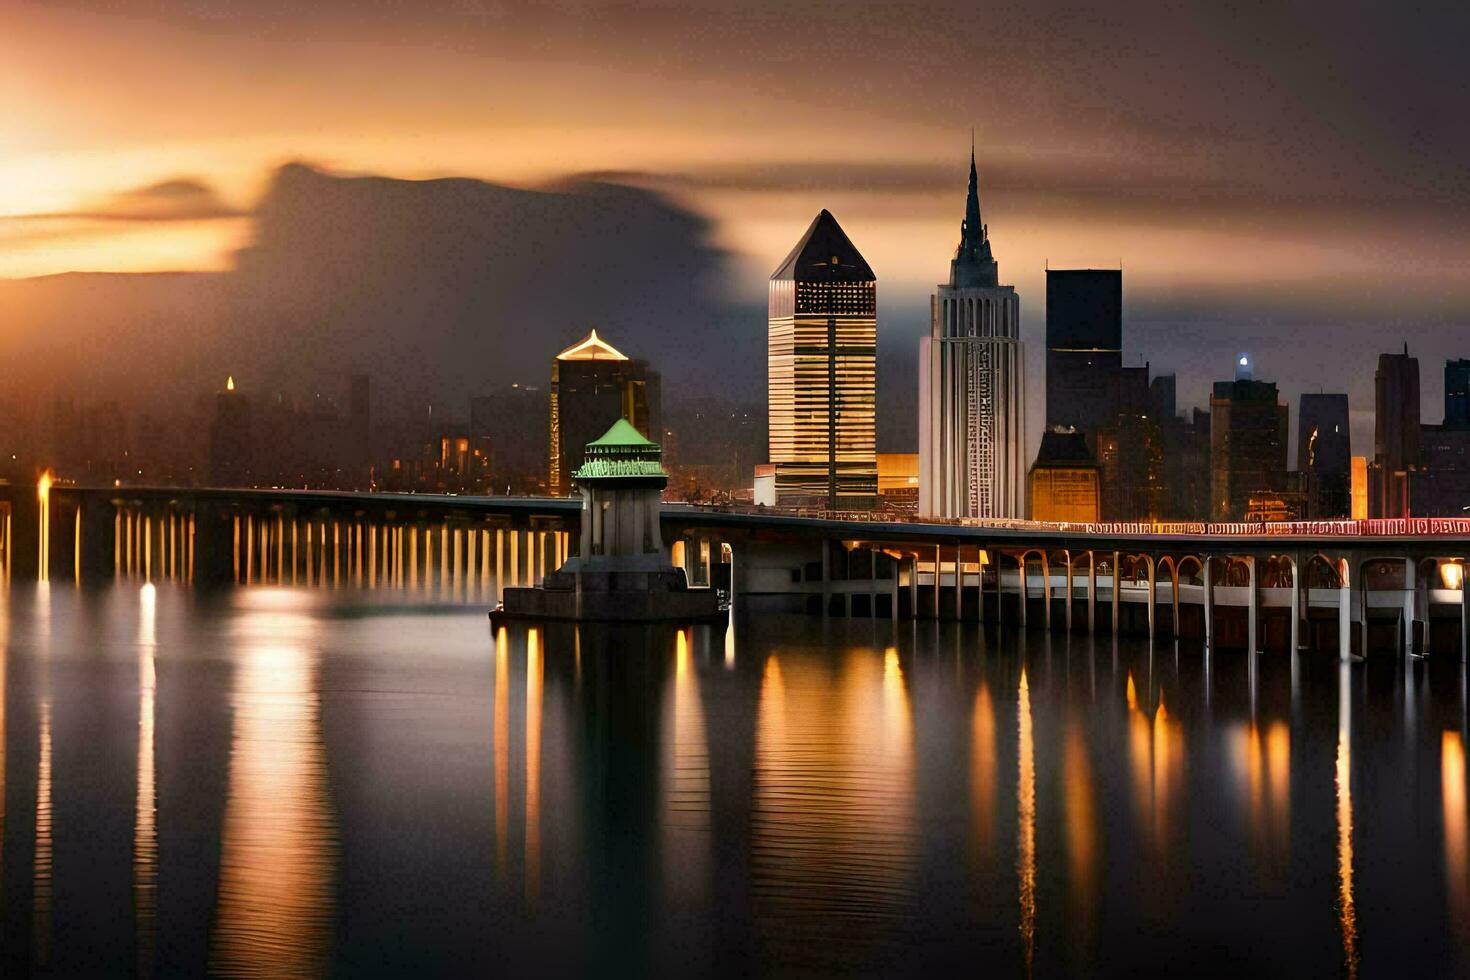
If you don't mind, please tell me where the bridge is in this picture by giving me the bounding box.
[0,482,1467,661]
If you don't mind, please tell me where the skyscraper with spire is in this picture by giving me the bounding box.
[766,209,878,507]
[918,148,1026,518]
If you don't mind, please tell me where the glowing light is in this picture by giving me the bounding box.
[36,470,52,582]
[1239,355,1249,367]
[1063,722,1097,940]
[555,328,628,362]
[1336,666,1358,978]
[136,582,158,976]
[494,626,509,870]
[1442,562,1464,590]
[971,681,996,856]
[1444,731,1468,934]
[209,591,334,975]
[525,627,542,904]
[663,626,711,909]
[225,375,235,392]
[34,699,52,967]
[752,649,912,951]
[1017,669,1036,976]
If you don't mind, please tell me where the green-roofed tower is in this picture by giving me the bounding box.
[493,416,722,624]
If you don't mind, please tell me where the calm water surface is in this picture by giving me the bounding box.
[0,581,1467,976]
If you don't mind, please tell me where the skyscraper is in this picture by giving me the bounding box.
[208,376,253,487]
[548,329,660,496]
[1297,393,1351,518]
[1209,370,1289,520]
[767,210,877,507]
[1446,359,1470,429]
[348,374,371,487]
[1044,269,1122,445]
[1096,363,1163,519]
[918,150,1025,518]
[1371,345,1420,518]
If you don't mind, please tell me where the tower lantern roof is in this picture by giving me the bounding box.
[770,209,875,283]
[573,418,666,482]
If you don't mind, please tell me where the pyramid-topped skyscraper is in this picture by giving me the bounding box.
[919,147,1026,519]
[765,210,878,508]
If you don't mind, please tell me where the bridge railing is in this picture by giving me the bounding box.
[672,504,1470,538]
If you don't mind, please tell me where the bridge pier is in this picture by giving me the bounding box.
[76,495,117,585]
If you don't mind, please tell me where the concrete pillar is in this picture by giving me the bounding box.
[953,544,962,622]
[1460,560,1468,663]
[997,550,1005,626]
[1360,558,1370,660]
[1339,558,1353,662]
[1017,554,1028,627]
[1041,553,1052,631]
[890,553,899,622]
[77,495,118,585]
[193,504,236,587]
[1290,556,1301,656]
[1110,550,1121,637]
[1065,552,1074,633]
[1169,559,1181,641]
[1247,555,1259,656]
[932,544,940,620]
[909,556,918,620]
[977,548,987,623]
[823,540,832,617]
[1087,553,1097,635]
[1404,558,1417,657]
[1146,557,1156,640]
[1203,555,1215,651]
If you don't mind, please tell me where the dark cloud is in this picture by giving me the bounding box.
[581,159,1470,227]
[0,162,751,422]
[13,177,242,222]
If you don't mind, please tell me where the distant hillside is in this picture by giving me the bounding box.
[0,163,759,421]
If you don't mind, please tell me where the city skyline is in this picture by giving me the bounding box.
[6,4,1470,465]
[6,8,1470,978]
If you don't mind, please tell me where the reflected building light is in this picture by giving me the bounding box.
[1150,696,1180,855]
[1266,722,1291,849]
[33,698,52,970]
[136,584,158,977]
[663,629,711,910]
[1336,663,1358,978]
[0,596,6,916]
[1063,721,1097,942]
[1126,672,1152,832]
[525,628,542,904]
[752,650,914,954]
[724,613,736,671]
[494,626,510,873]
[1017,669,1036,977]
[209,592,335,976]
[36,470,51,583]
[1444,731,1468,935]
[971,681,996,857]
[1126,673,1184,859]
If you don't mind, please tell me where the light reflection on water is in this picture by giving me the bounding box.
[0,585,1465,974]
[208,589,335,978]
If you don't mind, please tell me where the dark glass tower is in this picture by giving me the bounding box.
[1371,346,1420,517]
[1297,393,1351,517]
[1446,358,1470,429]
[1044,269,1122,445]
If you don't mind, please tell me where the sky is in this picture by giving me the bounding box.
[3,0,1470,447]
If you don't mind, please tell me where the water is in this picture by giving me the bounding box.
[0,581,1466,976]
